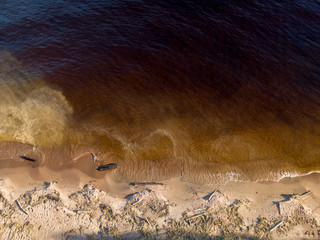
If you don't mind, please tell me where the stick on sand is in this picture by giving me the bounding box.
[130,182,164,186]
[186,212,206,221]
[208,188,219,201]
[270,221,283,232]
[15,200,28,215]
[20,156,36,162]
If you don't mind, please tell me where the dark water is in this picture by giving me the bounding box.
[0,0,320,182]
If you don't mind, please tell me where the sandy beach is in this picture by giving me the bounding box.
[1,0,320,239]
[0,162,319,239]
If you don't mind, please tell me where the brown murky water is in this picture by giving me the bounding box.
[0,0,320,182]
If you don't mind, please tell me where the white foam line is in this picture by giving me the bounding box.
[220,170,320,185]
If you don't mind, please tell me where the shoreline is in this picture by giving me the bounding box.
[0,166,319,239]
[1,141,320,185]
[1,141,320,239]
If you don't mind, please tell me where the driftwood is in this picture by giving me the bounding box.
[270,221,283,232]
[130,182,164,186]
[186,212,206,221]
[15,200,28,215]
[297,190,311,198]
[275,190,312,215]
[96,163,118,171]
[208,188,219,201]
[20,156,36,162]
[290,190,311,200]
[131,196,144,206]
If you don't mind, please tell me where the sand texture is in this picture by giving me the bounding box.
[0,167,319,240]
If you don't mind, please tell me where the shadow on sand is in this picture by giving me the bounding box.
[272,193,294,215]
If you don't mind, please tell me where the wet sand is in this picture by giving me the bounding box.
[1,141,319,185]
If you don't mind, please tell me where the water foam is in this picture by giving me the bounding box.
[0,51,73,147]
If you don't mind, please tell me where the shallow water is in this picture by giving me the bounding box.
[0,0,320,182]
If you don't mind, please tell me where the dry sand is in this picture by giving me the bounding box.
[0,163,319,240]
